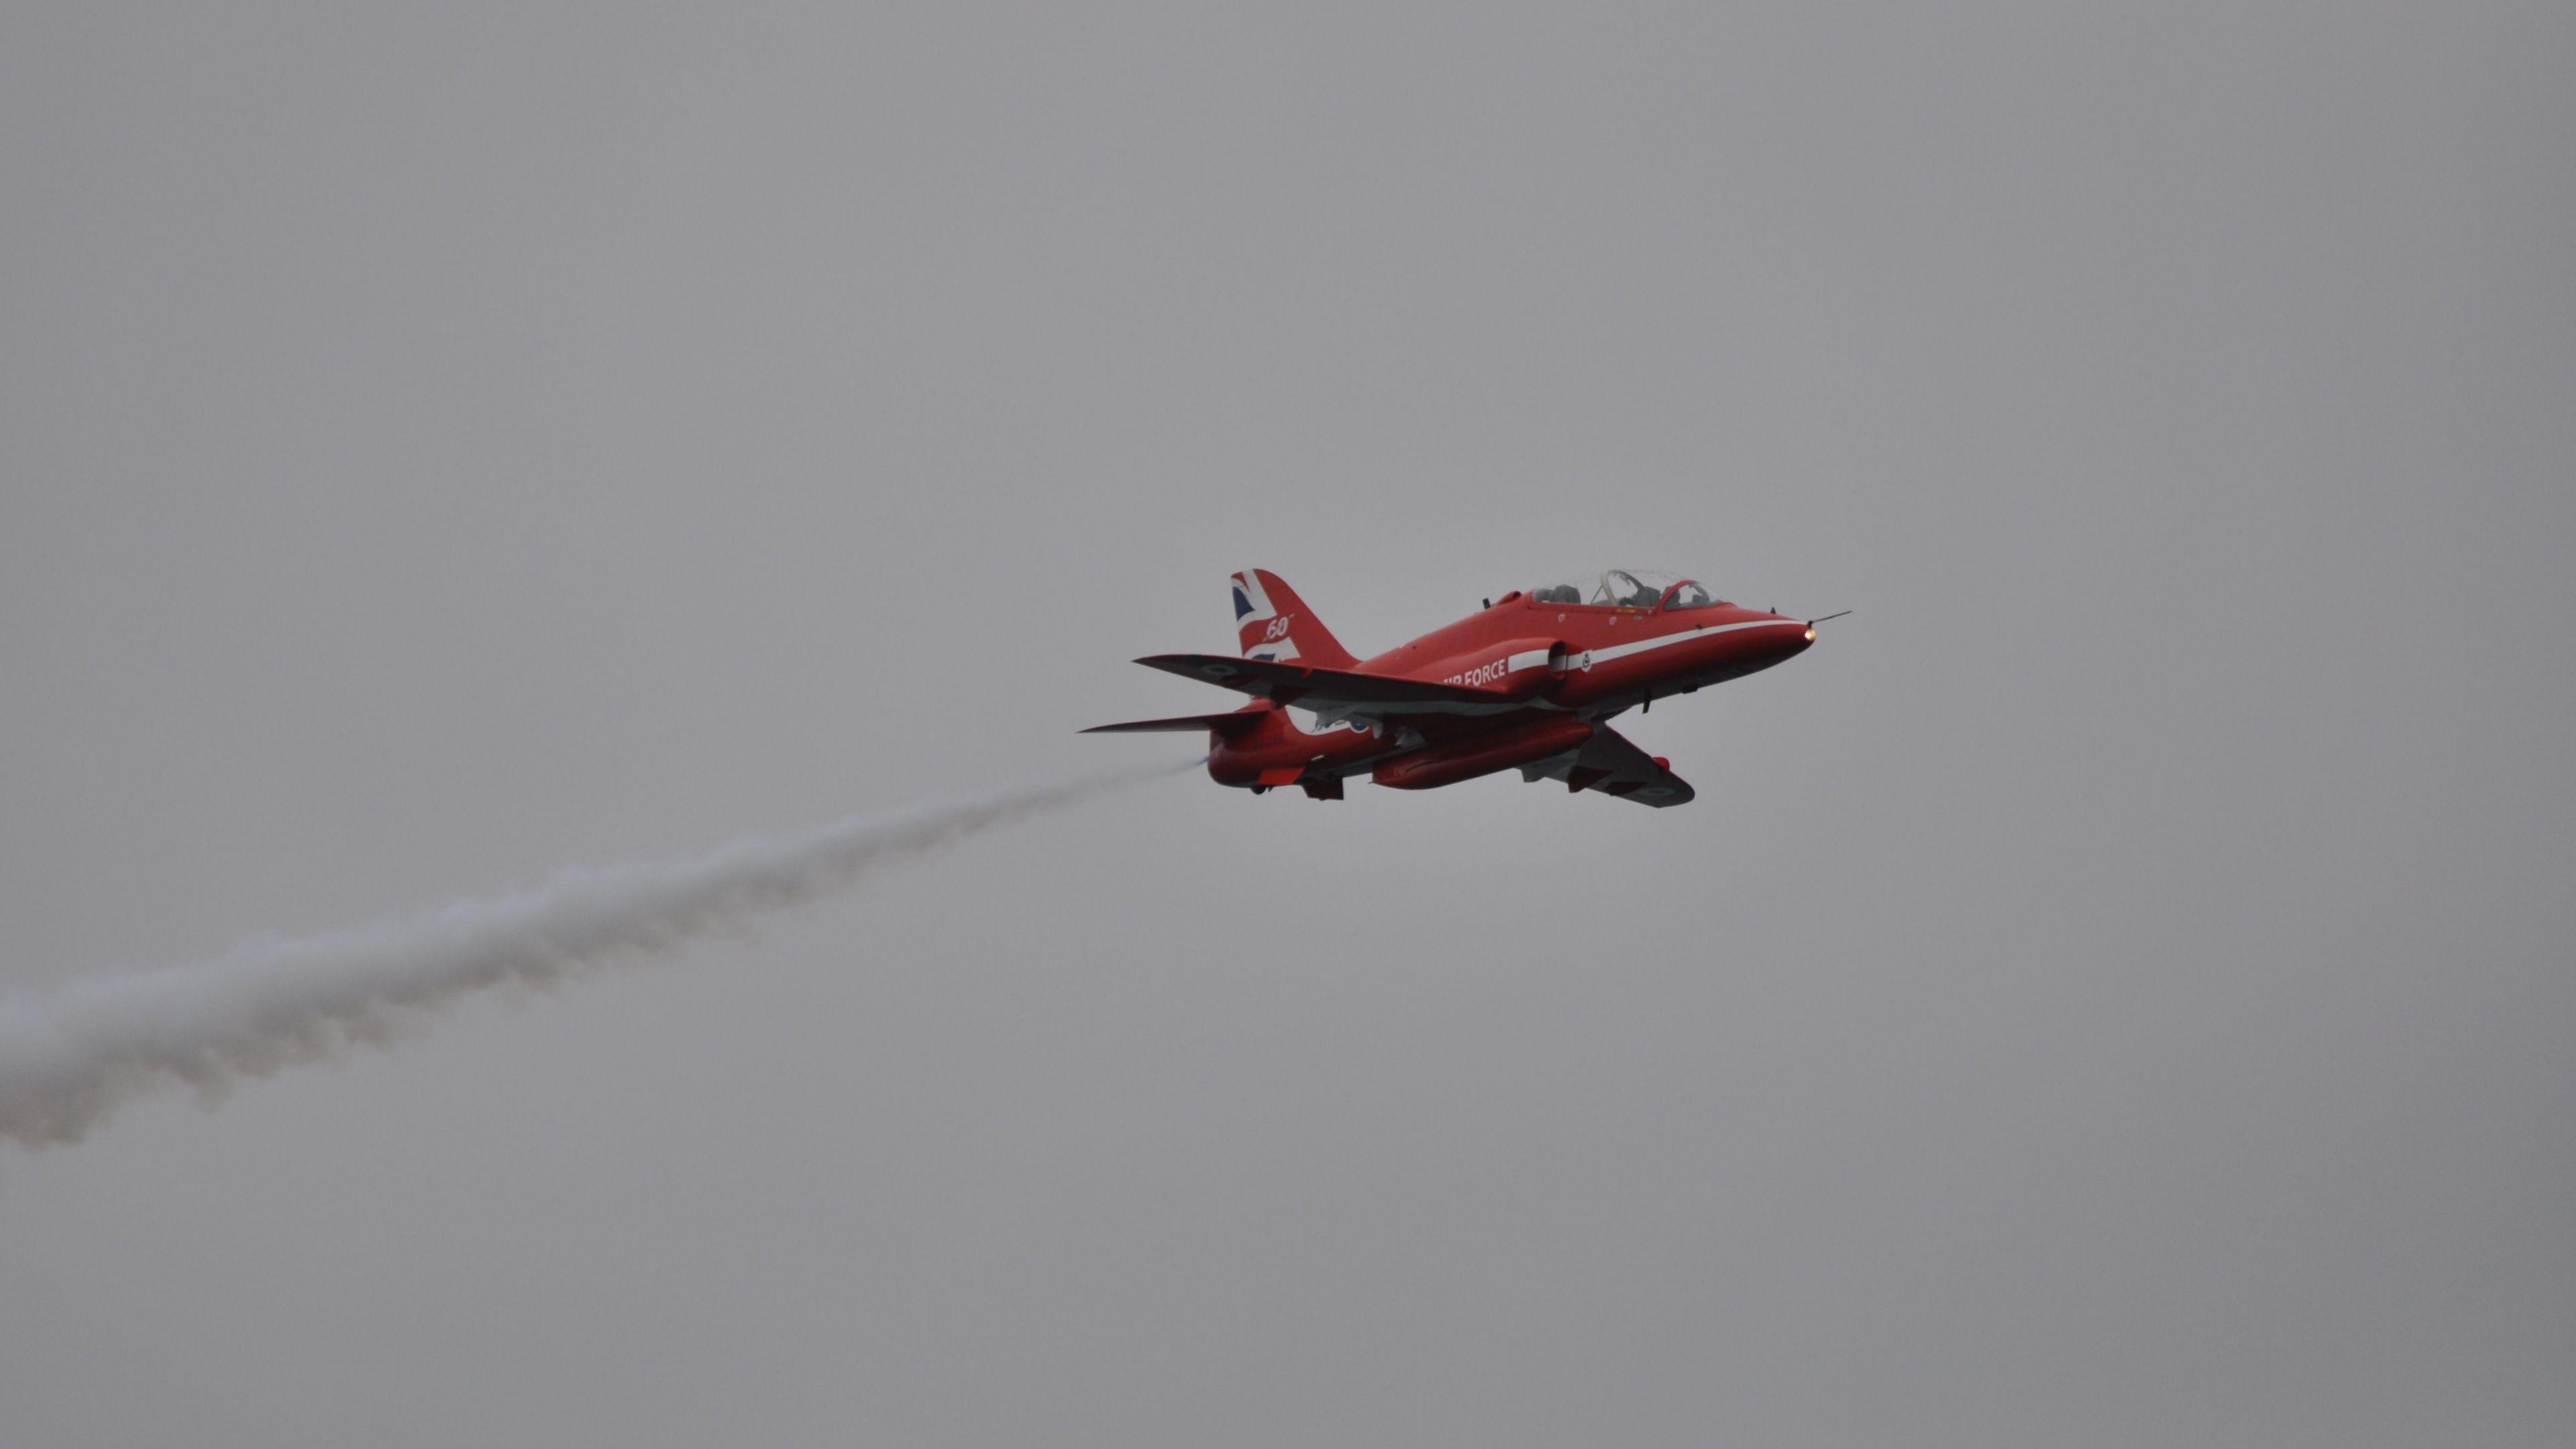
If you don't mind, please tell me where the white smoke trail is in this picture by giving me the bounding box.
[0,763,1182,1148]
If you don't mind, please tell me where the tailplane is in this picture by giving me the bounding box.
[1230,569,1358,669]
[1082,709,1267,736]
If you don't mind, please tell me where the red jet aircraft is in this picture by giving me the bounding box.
[1087,568,1832,807]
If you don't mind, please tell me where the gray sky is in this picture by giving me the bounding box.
[4,3,2571,1445]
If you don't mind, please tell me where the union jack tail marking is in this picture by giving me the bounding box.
[1230,569,1358,669]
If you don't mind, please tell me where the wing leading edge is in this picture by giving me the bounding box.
[1081,710,1268,735]
[1130,653,1525,714]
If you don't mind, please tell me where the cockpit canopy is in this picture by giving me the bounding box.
[1529,568,1721,610]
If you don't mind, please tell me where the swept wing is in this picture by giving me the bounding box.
[1522,721,1696,808]
[1130,653,1526,715]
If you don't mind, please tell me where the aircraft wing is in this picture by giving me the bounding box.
[1081,710,1265,735]
[1522,722,1696,807]
[1132,653,1523,714]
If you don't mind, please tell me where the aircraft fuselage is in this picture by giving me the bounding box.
[1202,588,1813,796]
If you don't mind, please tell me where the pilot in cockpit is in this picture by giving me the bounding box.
[1598,570,1664,608]
[1532,570,1722,609]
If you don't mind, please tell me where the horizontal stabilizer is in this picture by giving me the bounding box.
[1133,653,1519,712]
[1081,710,1267,736]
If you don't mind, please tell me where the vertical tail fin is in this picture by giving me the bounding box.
[1230,569,1358,669]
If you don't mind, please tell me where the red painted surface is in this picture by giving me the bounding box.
[1090,568,1823,808]
[1371,718,1595,790]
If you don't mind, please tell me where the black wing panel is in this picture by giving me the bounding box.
[1132,653,1522,713]
[1081,710,1266,735]
[1523,722,1696,807]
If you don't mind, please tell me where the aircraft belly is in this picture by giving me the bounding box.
[1371,717,1596,791]
[1205,714,1389,787]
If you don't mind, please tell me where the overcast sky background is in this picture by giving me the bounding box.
[3,4,2571,1445]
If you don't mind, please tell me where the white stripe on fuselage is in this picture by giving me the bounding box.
[1454,619,1794,691]
[1302,619,1805,731]
[1575,616,1805,667]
